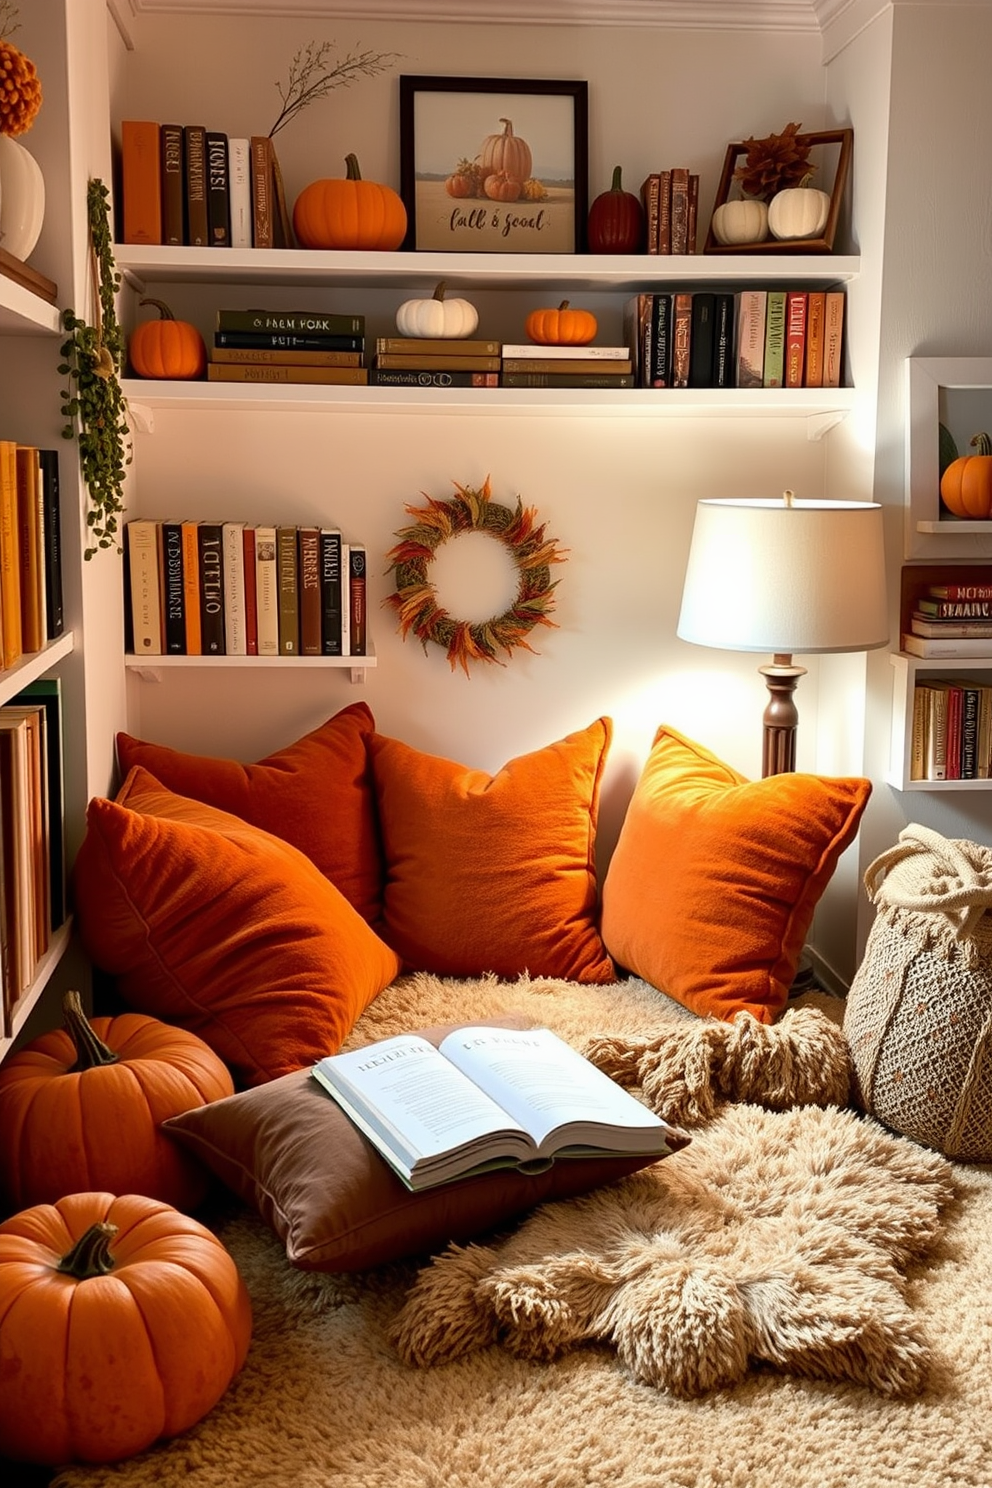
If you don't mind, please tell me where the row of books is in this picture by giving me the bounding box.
[0,680,67,1034]
[624,288,845,390]
[901,577,992,659]
[640,168,701,254]
[910,679,992,782]
[120,120,288,251]
[0,442,65,672]
[124,520,368,660]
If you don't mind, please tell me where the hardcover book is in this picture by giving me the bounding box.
[205,131,231,248]
[639,173,661,254]
[197,522,225,655]
[297,527,322,656]
[15,445,44,655]
[214,331,365,352]
[219,310,366,335]
[501,358,632,375]
[311,1025,688,1193]
[735,291,767,389]
[348,543,367,657]
[784,292,808,388]
[183,125,209,247]
[276,525,299,655]
[222,521,247,656]
[712,292,736,389]
[227,138,252,249]
[762,291,787,389]
[250,135,273,249]
[671,292,692,388]
[369,369,500,387]
[14,677,66,932]
[125,519,162,656]
[319,528,344,656]
[670,167,690,254]
[159,123,185,246]
[159,519,186,654]
[648,293,673,388]
[254,526,279,656]
[500,372,635,388]
[622,293,652,385]
[211,347,363,367]
[823,292,845,388]
[206,364,369,386]
[657,169,672,254]
[181,521,202,655]
[804,291,825,388]
[0,440,21,667]
[376,354,500,372]
[121,120,162,246]
[242,526,258,655]
[901,633,992,659]
[500,344,630,360]
[688,293,715,388]
[38,450,63,641]
[375,337,501,357]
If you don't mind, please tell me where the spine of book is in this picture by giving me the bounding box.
[159,123,185,246]
[15,446,44,655]
[918,598,992,618]
[38,450,63,641]
[183,125,209,247]
[686,173,699,253]
[945,684,963,780]
[657,170,672,253]
[348,544,367,657]
[375,336,499,356]
[222,521,246,655]
[242,526,258,655]
[121,120,162,245]
[197,522,225,655]
[276,525,299,656]
[901,634,992,658]
[924,684,949,781]
[640,173,661,254]
[910,685,927,782]
[712,292,736,389]
[15,676,66,933]
[500,344,631,360]
[206,364,369,386]
[227,137,252,249]
[500,372,635,388]
[369,369,500,387]
[0,714,35,994]
[340,543,351,658]
[688,293,715,388]
[377,353,499,371]
[762,290,787,388]
[181,521,202,655]
[804,291,825,388]
[735,290,767,389]
[126,520,162,656]
[823,291,845,388]
[219,310,367,335]
[159,519,186,654]
[254,526,279,656]
[319,529,343,656]
[978,685,992,778]
[214,331,365,351]
[649,293,673,388]
[211,347,363,367]
[0,441,20,667]
[297,527,322,656]
[250,135,273,249]
[958,683,981,778]
[929,583,992,600]
[622,293,652,385]
[501,358,632,375]
[671,292,693,388]
[784,292,808,388]
[205,131,231,248]
[669,167,690,254]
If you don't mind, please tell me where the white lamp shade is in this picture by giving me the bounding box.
[677,497,889,655]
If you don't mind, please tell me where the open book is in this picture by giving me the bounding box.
[311,1025,690,1191]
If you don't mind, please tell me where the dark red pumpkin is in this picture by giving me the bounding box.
[587,166,645,254]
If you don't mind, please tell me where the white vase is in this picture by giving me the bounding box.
[0,134,45,262]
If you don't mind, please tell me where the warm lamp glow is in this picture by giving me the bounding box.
[677,493,888,775]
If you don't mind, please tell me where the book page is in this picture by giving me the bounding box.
[313,1035,531,1167]
[438,1026,669,1151]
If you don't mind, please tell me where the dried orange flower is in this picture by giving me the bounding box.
[733,121,814,202]
[0,39,42,137]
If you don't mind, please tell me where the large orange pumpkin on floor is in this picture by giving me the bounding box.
[0,1191,252,1465]
[293,153,407,250]
[0,990,234,1211]
[940,432,992,519]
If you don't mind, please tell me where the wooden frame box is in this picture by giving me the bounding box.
[703,127,853,256]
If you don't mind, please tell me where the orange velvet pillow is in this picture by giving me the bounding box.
[601,726,871,1023]
[72,767,401,1087]
[368,721,615,984]
[115,702,384,929]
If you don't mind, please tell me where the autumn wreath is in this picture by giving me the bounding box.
[384,477,566,675]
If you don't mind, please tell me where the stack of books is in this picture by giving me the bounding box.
[208,309,369,386]
[902,580,992,658]
[624,289,845,390]
[369,337,502,387]
[911,678,992,781]
[124,519,367,661]
[0,441,64,673]
[639,168,700,254]
[499,344,634,389]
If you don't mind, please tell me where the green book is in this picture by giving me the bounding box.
[762,291,787,388]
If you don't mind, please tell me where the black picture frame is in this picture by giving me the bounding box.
[399,75,588,254]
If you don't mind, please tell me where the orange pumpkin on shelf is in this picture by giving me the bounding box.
[940,432,992,519]
[524,300,598,347]
[0,1191,252,1465]
[293,153,407,251]
[129,299,206,380]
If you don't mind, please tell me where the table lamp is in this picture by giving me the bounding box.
[677,491,889,776]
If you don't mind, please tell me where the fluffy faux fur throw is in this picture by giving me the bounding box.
[392,1103,955,1399]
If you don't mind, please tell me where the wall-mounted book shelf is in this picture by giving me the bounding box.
[125,650,376,685]
[906,358,992,558]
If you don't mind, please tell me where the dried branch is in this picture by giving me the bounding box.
[269,40,399,138]
[0,2,19,40]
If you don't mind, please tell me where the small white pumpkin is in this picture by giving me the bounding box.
[768,182,831,241]
[710,198,769,246]
[395,281,479,339]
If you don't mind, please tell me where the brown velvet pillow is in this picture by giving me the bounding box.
[163,1021,660,1272]
[115,702,384,929]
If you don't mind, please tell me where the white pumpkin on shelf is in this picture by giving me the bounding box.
[395,281,480,339]
[710,197,769,246]
[767,175,832,241]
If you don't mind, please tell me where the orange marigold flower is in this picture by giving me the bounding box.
[0,40,42,137]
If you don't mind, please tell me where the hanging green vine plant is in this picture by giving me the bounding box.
[59,177,131,558]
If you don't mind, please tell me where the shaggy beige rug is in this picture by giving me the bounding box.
[51,974,992,1488]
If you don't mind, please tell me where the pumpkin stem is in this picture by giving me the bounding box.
[56,1221,119,1279]
[138,297,176,321]
[971,433,992,456]
[433,282,447,302]
[558,301,570,311]
[609,165,624,192]
[797,171,817,189]
[63,989,121,1072]
[344,153,362,181]
[499,118,514,135]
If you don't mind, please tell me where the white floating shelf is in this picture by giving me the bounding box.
[125,648,376,684]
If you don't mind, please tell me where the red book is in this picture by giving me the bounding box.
[945,684,963,780]
[784,292,807,388]
[242,526,258,655]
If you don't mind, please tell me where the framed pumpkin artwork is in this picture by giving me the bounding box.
[399,75,589,254]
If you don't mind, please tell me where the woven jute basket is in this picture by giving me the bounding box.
[843,823,992,1162]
